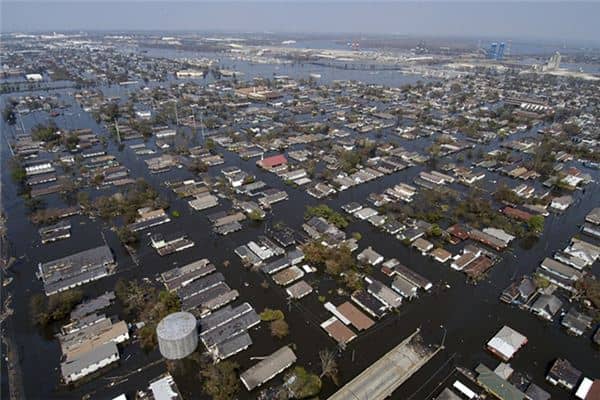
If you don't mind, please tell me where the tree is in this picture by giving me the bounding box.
[9,158,26,183]
[286,366,322,398]
[31,121,59,143]
[2,103,16,124]
[188,159,208,174]
[260,308,284,321]
[200,361,240,400]
[117,226,138,246]
[527,215,545,234]
[30,289,84,326]
[115,279,180,351]
[305,204,348,229]
[248,210,264,221]
[429,224,443,237]
[319,349,339,385]
[205,138,216,151]
[270,319,289,338]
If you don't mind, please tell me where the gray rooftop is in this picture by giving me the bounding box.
[240,346,297,391]
[61,341,118,380]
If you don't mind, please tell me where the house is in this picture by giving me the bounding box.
[525,383,551,400]
[475,364,527,400]
[368,214,386,227]
[538,257,583,288]
[257,154,287,170]
[38,245,116,295]
[357,247,384,266]
[240,346,296,391]
[149,373,183,400]
[554,251,588,271]
[486,325,528,361]
[468,229,508,251]
[412,238,433,254]
[342,202,363,214]
[503,206,534,222]
[335,302,374,331]
[431,248,452,263]
[451,247,481,271]
[383,219,404,235]
[585,208,600,225]
[530,294,562,321]
[61,342,119,383]
[482,228,515,245]
[151,233,194,256]
[561,308,593,336]
[302,216,346,245]
[402,227,426,242]
[546,358,582,390]
[365,278,402,309]
[26,73,43,81]
[392,276,418,299]
[576,378,600,400]
[464,255,494,280]
[447,224,469,242]
[351,290,388,319]
[286,280,313,299]
[551,195,573,211]
[500,277,536,305]
[354,207,378,220]
[320,317,357,346]
[565,238,600,266]
[582,222,600,239]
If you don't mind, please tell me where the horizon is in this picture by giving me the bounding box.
[2,1,600,46]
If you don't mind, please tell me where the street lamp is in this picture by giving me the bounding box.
[440,325,447,349]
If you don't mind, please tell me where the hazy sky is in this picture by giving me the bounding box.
[2,1,600,44]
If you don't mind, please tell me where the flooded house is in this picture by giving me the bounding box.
[38,245,116,295]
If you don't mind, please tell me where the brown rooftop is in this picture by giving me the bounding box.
[337,302,374,331]
[321,317,357,345]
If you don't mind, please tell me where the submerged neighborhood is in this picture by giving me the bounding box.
[1,23,600,400]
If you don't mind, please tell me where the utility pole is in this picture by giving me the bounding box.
[200,112,205,139]
[114,118,121,144]
[17,112,25,135]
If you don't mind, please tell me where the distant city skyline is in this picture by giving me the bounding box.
[2,1,600,46]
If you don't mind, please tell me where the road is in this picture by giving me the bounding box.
[327,329,443,400]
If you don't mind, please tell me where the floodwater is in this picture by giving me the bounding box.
[1,60,599,400]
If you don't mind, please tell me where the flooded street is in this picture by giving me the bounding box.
[1,51,599,400]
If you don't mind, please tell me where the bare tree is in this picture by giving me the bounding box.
[319,349,339,385]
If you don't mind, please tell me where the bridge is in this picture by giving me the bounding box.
[327,328,443,400]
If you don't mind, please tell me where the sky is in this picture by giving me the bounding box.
[2,1,600,44]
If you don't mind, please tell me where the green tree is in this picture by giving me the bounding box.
[260,308,284,321]
[286,366,322,398]
[200,361,240,400]
[305,204,348,229]
[527,215,545,234]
